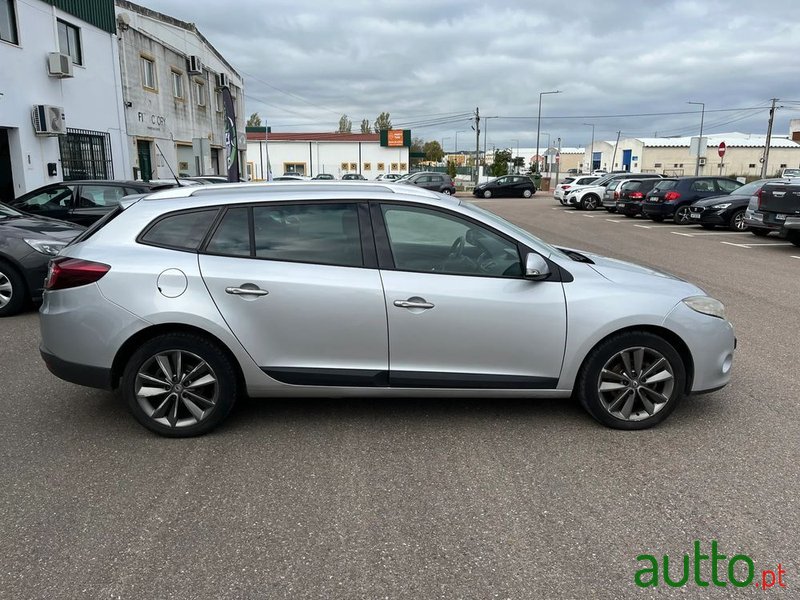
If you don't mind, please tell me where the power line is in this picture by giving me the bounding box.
[494,106,773,120]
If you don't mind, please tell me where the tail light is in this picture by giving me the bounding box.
[613,191,620,199]
[45,257,110,291]
[664,191,681,201]
[629,191,644,199]
[562,185,571,190]
[756,188,763,209]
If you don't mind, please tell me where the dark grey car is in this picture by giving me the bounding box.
[0,202,85,317]
[398,172,456,195]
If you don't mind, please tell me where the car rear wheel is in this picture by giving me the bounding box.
[788,230,800,248]
[576,331,686,430]
[483,190,492,198]
[0,261,27,318]
[121,333,238,437]
[523,189,533,198]
[581,195,599,211]
[442,188,452,195]
[673,205,692,224]
[750,228,770,237]
[701,224,715,229]
[729,209,747,231]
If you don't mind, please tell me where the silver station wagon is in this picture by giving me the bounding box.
[39,182,735,436]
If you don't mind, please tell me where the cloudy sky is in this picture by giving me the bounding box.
[146,0,800,150]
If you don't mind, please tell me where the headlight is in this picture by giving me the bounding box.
[683,296,726,320]
[24,238,68,256]
[712,203,732,209]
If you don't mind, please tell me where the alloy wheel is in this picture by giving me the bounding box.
[597,346,675,422]
[731,210,747,231]
[135,350,219,428]
[0,270,12,309]
[674,206,691,224]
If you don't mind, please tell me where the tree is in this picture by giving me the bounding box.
[447,160,457,179]
[411,137,425,154]
[512,156,525,172]
[360,119,371,134]
[373,112,392,132]
[489,149,512,176]
[338,114,352,133]
[247,112,262,127]
[423,140,444,163]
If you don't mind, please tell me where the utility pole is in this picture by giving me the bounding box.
[474,106,480,184]
[761,98,778,178]
[555,137,561,184]
[610,130,621,171]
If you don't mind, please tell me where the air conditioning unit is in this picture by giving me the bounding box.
[187,55,203,74]
[698,157,707,166]
[47,52,74,78]
[32,105,66,136]
[217,72,230,88]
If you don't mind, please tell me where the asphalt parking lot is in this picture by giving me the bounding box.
[1,192,798,599]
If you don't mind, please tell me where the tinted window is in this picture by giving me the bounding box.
[141,209,218,250]
[77,185,127,208]
[690,179,715,192]
[620,181,642,191]
[381,205,521,277]
[575,177,599,185]
[253,203,362,267]
[14,185,74,212]
[716,179,742,193]
[654,180,678,191]
[562,177,576,184]
[206,207,250,257]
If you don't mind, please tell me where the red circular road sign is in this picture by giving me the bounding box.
[718,142,726,157]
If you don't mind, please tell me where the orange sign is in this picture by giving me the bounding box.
[387,130,404,147]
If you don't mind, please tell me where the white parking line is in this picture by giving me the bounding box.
[582,214,603,217]
[671,230,752,237]
[605,219,628,223]
[720,241,795,249]
[633,224,655,229]
[792,256,800,260]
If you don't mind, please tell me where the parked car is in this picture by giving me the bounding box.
[342,173,367,181]
[566,173,662,210]
[554,175,599,203]
[601,179,627,212]
[0,202,85,317]
[185,176,229,184]
[688,178,780,231]
[272,175,306,181]
[779,168,800,178]
[472,175,536,199]
[397,172,456,195]
[375,174,401,181]
[7,180,176,226]
[614,179,661,218]
[746,178,800,245]
[642,177,742,224]
[312,174,336,180]
[38,182,735,436]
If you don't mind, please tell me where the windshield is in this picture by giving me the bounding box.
[460,200,568,260]
[782,169,800,177]
[0,202,24,218]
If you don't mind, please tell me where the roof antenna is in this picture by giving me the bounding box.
[155,142,181,186]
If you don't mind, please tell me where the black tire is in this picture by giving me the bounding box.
[788,230,800,248]
[0,260,28,318]
[581,195,600,211]
[441,188,452,195]
[523,189,533,198]
[728,209,747,231]
[121,332,239,437]
[673,205,692,224]
[750,228,770,237]
[700,224,715,230]
[483,190,492,199]
[576,331,686,430]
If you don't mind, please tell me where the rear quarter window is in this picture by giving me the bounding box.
[139,208,220,251]
[654,180,678,191]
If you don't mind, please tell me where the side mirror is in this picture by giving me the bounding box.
[525,253,551,280]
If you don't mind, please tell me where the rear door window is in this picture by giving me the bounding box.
[205,207,251,257]
[715,179,742,193]
[690,180,715,192]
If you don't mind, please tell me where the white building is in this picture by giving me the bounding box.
[0,0,129,197]
[246,130,411,180]
[114,0,245,180]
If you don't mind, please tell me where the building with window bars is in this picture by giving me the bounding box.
[0,0,129,197]
[115,1,245,181]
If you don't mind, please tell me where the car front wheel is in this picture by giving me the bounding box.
[121,333,239,437]
[673,205,692,224]
[0,261,27,318]
[483,190,492,198]
[523,189,533,198]
[729,209,747,231]
[581,195,599,211]
[576,331,686,430]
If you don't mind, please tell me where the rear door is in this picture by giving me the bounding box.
[688,178,720,202]
[199,202,389,385]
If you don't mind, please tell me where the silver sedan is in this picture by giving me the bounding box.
[39,182,735,436]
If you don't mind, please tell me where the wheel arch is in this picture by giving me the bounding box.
[111,323,247,393]
[573,324,694,395]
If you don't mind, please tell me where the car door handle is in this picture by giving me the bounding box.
[394,298,435,309]
[225,286,269,297]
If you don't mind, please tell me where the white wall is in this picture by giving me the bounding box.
[247,140,410,180]
[0,0,129,195]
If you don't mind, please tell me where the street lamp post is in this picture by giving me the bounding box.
[511,138,519,173]
[583,123,595,172]
[687,101,705,176]
[441,137,451,162]
[536,90,561,173]
[455,130,468,153]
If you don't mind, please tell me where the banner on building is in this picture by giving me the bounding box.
[222,87,240,182]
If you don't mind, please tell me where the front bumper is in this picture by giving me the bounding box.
[689,207,730,225]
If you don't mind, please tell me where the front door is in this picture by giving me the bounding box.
[137,140,152,181]
[375,203,567,387]
[622,149,632,171]
[198,202,389,385]
[11,184,76,221]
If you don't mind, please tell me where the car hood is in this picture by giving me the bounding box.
[560,247,703,295]
[0,215,85,240]
[692,194,748,207]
